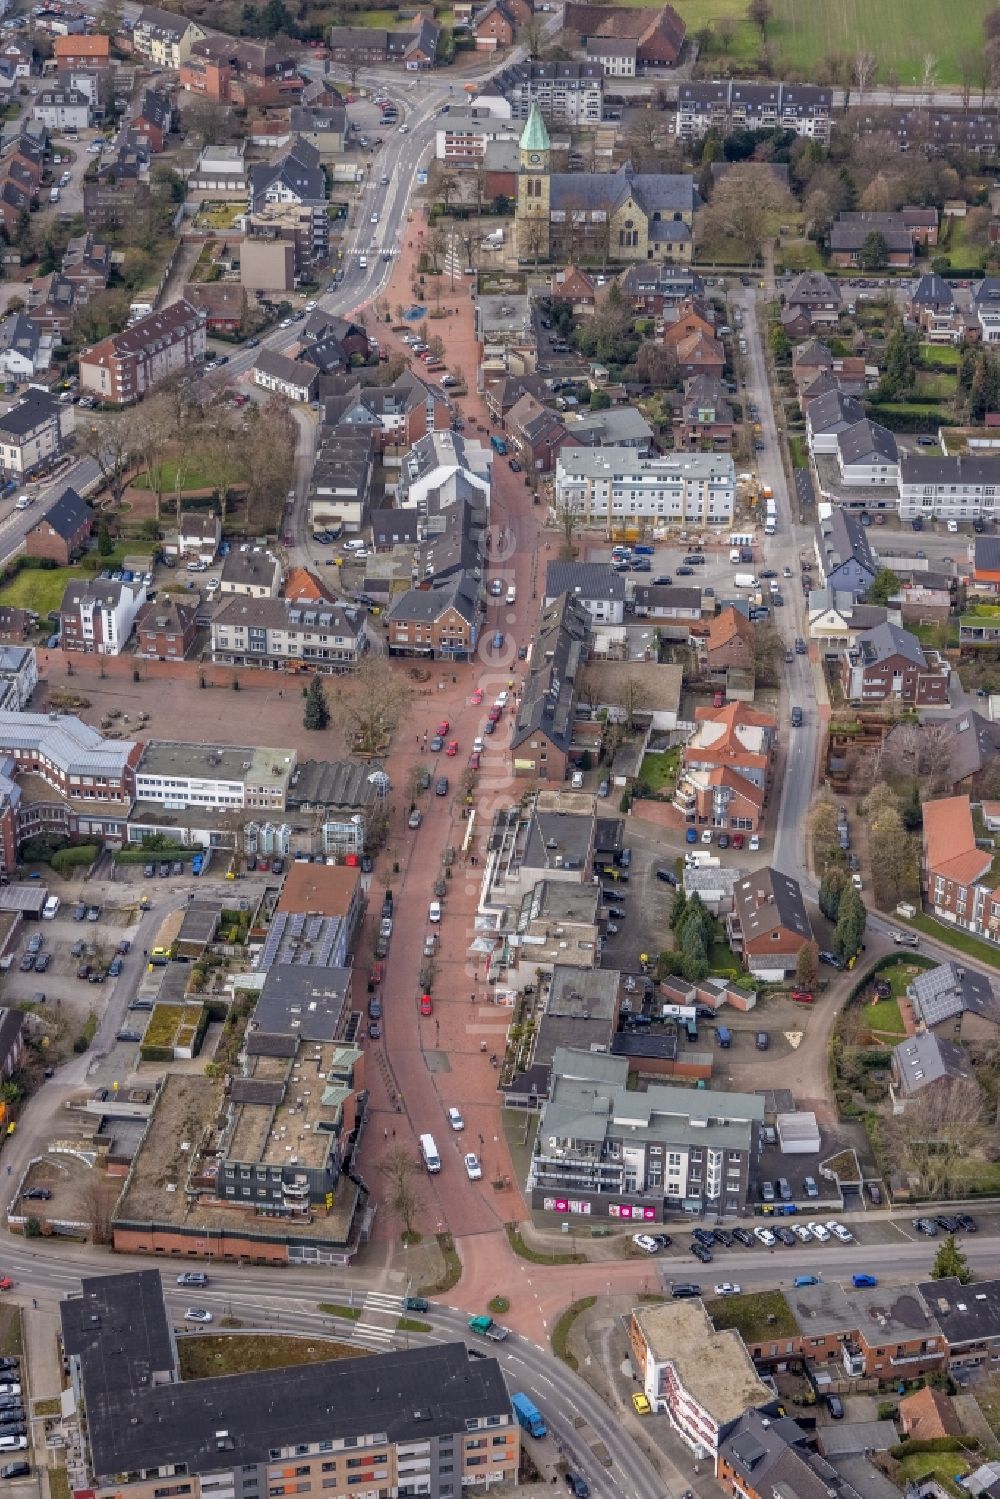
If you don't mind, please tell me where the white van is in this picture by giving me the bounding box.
[506,584,516,604]
[14,494,32,511]
[729,548,741,563]
[429,900,441,923]
[419,1133,441,1173]
[358,255,368,269]
[344,539,367,553]
[42,894,60,920]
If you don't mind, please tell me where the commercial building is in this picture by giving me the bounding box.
[133,597,198,661]
[677,80,832,141]
[62,1269,517,1495]
[785,1280,946,1381]
[554,447,735,527]
[628,1301,771,1460]
[78,299,206,405]
[386,573,481,660]
[59,576,146,656]
[135,742,295,813]
[898,452,1000,523]
[529,1046,764,1220]
[220,547,282,599]
[211,596,366,672]
[0,709,140,802]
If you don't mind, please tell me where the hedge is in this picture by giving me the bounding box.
[51,845,99,874]
[115,844,195,864]
[890,1436,974,1457]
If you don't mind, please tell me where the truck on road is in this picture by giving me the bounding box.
[468,1314,509,1342]
[511,1394,547,1437]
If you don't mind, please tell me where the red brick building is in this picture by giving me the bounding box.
[79,299,206,406]
[386,573,480,659]
[841,621,950,706]
[181,281,245,334]
[180,36,302,106]
[24,486,92,566]
[52,34,111,68]
[474,1,516,50]
[134,598,198,661]
[727,867,813,981]
[705,607,754,673]
[923,794,1000,949]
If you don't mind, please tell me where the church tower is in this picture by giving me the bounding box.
[516,103,551,263]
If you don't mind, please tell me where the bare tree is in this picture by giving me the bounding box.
[697,162,793,264]
[74,1170,118,1246]
[921,52,938,108]
[379,1145,423,1239]
[881,1078,985,1198]
[747,0,771,39]
[523,15,544,57]
[808,794,839,869]
[553,496,582,558]
[128,391,176,523]
[868,804,914,908]
[853,50,877,103]
[751,620,784,688]
[335,653,413,755]
[78,408,138,507]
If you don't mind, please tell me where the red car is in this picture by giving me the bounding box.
[471,688,484,705]
[487,706,502,723]
[732,833,745,850]
[468,751,481,770]
[0,1276,12,1290]
[371,961,385,987]
[712,690,725,708]
[420,994,433,1015]
[446,739,459,756]
[437,719,450,736]
[790,990,814,1005]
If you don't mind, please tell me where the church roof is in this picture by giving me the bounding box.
[519,102,550,154]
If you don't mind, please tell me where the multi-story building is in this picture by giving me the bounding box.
[135,742,296,813]
[922,794,1000,953]
[62,1270,517,1498]
[252,349,318,404]
[180,36,301,106]
[510,592,590,781]
[0,311,52,381]
[133,597,198,661]
[674,702,776,836]
[718,1409,877,1498]
[59,577,146,655]
[0,387,69,479]
[0,709,140,802]
[562,2,686,75]
[529,1047,765,1220]
[554,448,735,528]
[220,548,282,599]
[617,263,704,314]
[25,485,92,565]
[131,89,172,154]
[434,105,519,167]
[32,87,90,130]
[841,621,950,706]
[919,1276,1000,1372]
[676,80,832,142]
[727,867,813,981]
[490,59,604,123]
[784,1279,947,1382]
[0,646,36,710]
[320,369,452,450]
[328,15,440,69]
[131,5,205,68]
[835,418,898,488]
[813,508,878,600]
[629,1302,772,1460]
[78,299,206,405]
[211,597,366,672]
[386,572,481,660]
[543,562,626,624]
[52,33,111,69]
[898,452,1000,524]
[309,424,375,533]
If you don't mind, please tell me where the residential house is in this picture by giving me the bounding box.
[309,424,375,533]
[781,1280,947,1383]
[25,273,79,340]
[489,58,604,125]
[551,264,598,314]
[506,391,569,471]
[662,295,716,345]
[561,3,687,76]
[566,406,654,451]
[909,273,966,343]
[32,88,90,131]
[674,701,776,836]
[784,271,841,329]
[543,562,626,624]
[133,598,198,661]
[0,387,68,479]
[252,349,318,404]
[898,453,1000,524]
[898,571,953,625]
[631,584,702,626]
[175,511,220,563]
[671,329,725,379]
[0,43,33,80]
[835,418,899,487]
[727,867,813,980]
[907,959,1000,1040]
[52,33,110,69]
[249,136,326,212]
[302,312,369,359]
[83,152,151,231]
[718,1410,886,1499]
[287,105,347,156]
[617,262,704,314]
[930,711,1000,795]
[0,176,31,239]
[131,89,172,154]
[319,370,451,450]
[676,374,734,449]
[922,794,1000,953]
[807,588,886,652]
[677,79,832,142]
[485,371,551,427]
[59,576,146,655]
[890,1032,972,1109]
[0,312,52,380]
[916,1275,1000,1373]
[975,278,1000,344]
[61,233,112,299]
[220,548,282,600]
[211,596,365,672]
[554,448,735,527]
[25,485,91,565]
[180,36,301,107]
[328,15,441,70]
[78,299,206,406]
[973,535,1000,590]
[898,1386,963,1441]
[628,1303,771,1461]
[706,606,754,673]
[829,210,924,267]
[131,6,206,69]
[283,567,336,606]
[841,621,950,706]
[188,143,247,195]
[473,0,517,50]
[511,591,590,780]
[813,508,878,600]
[386,573,480,659]
[530,1046,765,1218]
[181,282,245,335]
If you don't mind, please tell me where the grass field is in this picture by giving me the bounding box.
[132,460,218,493]
[864,996,905,1036]
[920,344,961,367]
[0,565,88,617]
[179,1333,360,1380]
[668,0,989,84]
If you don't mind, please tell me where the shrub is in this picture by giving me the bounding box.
[51,844,99,874]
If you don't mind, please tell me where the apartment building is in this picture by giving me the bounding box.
[629,1301,771,1460]
[529,1047,764,1220]
[220,548,282,599]
[511,592,590,781]
[813,507,877,600]
[310,424,374,533]
[52,33,111,69]
[674,702,776,836]
[435,105,518,166]
[320,369,452,450]
[32,86,91,130]
[785,1280,946,1382]
[919,1276,1000,1372]
[543,562,626,624]
[62,1270,517,1498]
[0,387,69,478]
[211,596,366,672]
[718,1409,877,1499]
[554,448,735,527]
[133,597,198,660]
[488,59,603,122]
[131,5,205,68]
[386,572,481,660]
[898,452,1000,523]
[922,794,1000,953]
[78,299,206,405]
[841,621,950,706]
[135,742,295,813]
[727,868,813,981]
[180,36,300,106]
[677,80,832,142]
[0,709,140,802]
[0,646,36,711]
[0,311,52,381]
[59,577,146,656]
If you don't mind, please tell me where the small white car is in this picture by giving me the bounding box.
[793,1224,814,1243]
[206,577,220,593]
[753,1227,776,1247]
[807,1222,831,1242]
[184,1308,212,1323]
[851,874,863,891]
[0,1382,21,1396]
[632,1233,660,1254]
[447,1107,464,1132]
[473,737,484,754]
[571,770,584,789]
[701,829,713,844]
[428,900,441,923]
[494,690,509,707]
[748,834,760,853]
[464,1153,482,1180]
[827,1221,853,1243]
[370,212,379,224]
[714,1282,741,1296]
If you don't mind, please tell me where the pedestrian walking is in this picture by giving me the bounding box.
[384,1127,389,1140]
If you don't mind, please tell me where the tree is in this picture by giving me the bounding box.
[819,867,848,922]
[861,780,900,823]
[634,341,679,389]
[590,388,611,411]
[95,0,123,34]
[858,230,889,271]
[747,0,771,39]
[869,804,913,908]
[97,522,114,556]
[74,1170,118,1246]
[379,1145,423,1239]
[335,652,412,756]
[554,496,581,559]
[834,884,866,962]
[880,326,919,401]
[795,941,819,992]
[427,335,446,362]
[669,887,687,932]
[867,567,900,607]
[751,620,784,688]
[78,408,137,507]
[523,15,545,57]
[303,676,330,731]
[429,162,460,216]
[932,1234,972,1283]
[697,162,792,263]
[809,796,840,868]
[853,49,877,102]
[882,1078,984,1198]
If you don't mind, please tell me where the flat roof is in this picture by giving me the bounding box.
[254,964,351,1042]
[634,1300,771,1424]
[918,1276,1000,1346]
[226,1044,349,1170]
[790,1281,941,1344]
[276,861,361,917]
[0,883,48,912]
[137,741,295,790]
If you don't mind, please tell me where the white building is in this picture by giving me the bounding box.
[836,418,899,487]
[32,87,90,130]
[0,387,69,478]
[0,646,37,709]
[60,577,147,656]
[188,143,247,194]
[134,742,295,812]
[553,449,735,528]
[898,452,1000,523]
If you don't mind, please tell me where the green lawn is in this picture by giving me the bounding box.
[131,460,219,493]
[916,370,957,400]
[0,565,88,616]
[638,746,680,794]
[664,0,989,84]
[920,344,961,368]
[705,1289,796,1342]
[864,996,906,1036]
[895,1452,971,1497]
[904,911,1000,966]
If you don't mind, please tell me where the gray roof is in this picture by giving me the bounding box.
[918,1275,1000,1348]
[806,388,866,437]
[908,962,1000,1029]
[0,1006,24,1072]
[938,711,1000,783]
[0,311,43,361]
[856,620,926,669]
[732,866,813,943]
[632,584,703,612]
[912,272,954,308]
[818,1423,901,1457]
[720,1411,867,1499]
[892,1031,971,1094]
[0,386,58,439]
[34,485,89,540]
[254,964,352,1042]
[512,592,590,753]
[250,137,325,208]
[388,572,479,625]
[221,549,280,588]
[787,270,841,306]
[830,213,914,253]
[544,561,625,602]
[815,508,876,580]
[976,535,1000,572]
[286,759,384,811]
[567,405,653,445]
[837,418,898,466]
[900,452,1000,487]
[549,166,697,216]
[254,348,317,391]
